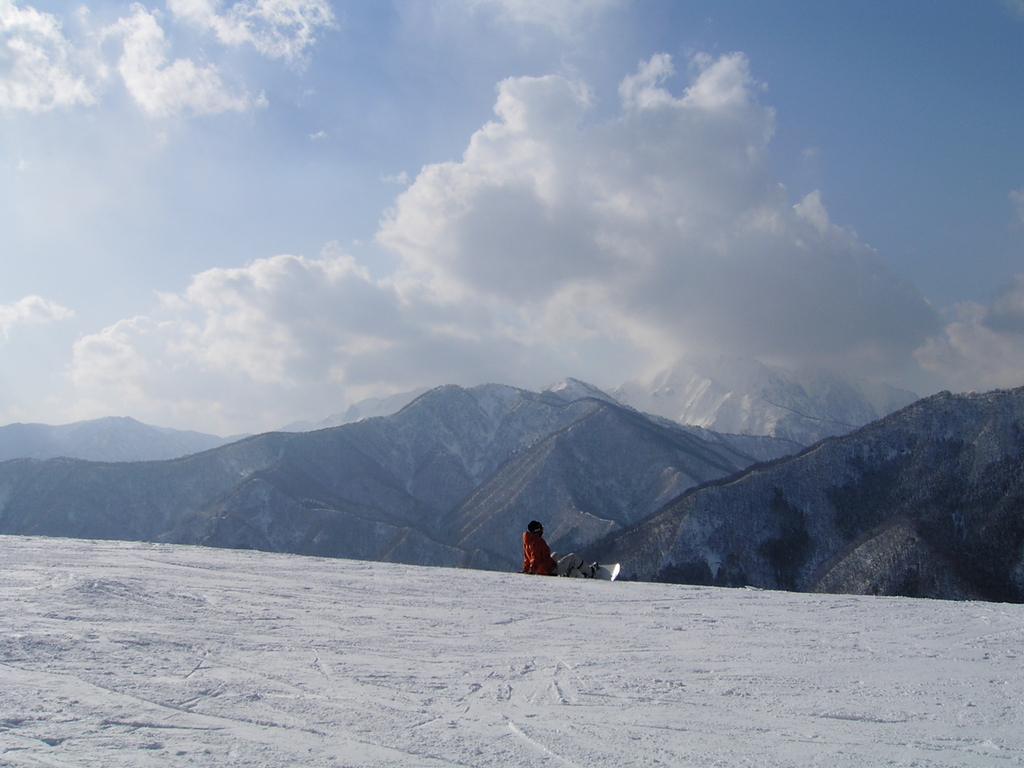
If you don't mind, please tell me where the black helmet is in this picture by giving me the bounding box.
[527,520,543,534]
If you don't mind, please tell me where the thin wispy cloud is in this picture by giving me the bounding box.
[0,0,98,111]
[382,171,410,185]
[0,295,74,338]
[106,5,252,117]
[166,0,335,63]
[1011,187,1024,226]
[462,0,622,34]
[1,0,333,116]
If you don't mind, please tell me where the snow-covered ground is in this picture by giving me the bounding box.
[2,536,1022,767]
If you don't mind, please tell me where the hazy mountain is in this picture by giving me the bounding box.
[614,355,918,445]
[279,388,430,432]
[0,382,795,570]
[592,386,1024,602]
[543,377,621,405]
[0,416,236,463]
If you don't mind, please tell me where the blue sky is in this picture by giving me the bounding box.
[2,0,1023,434]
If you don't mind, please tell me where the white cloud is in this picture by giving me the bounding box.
[2,0,318,117]
[461,0,621,32]
[0,295,74,337]
[379,53,938,374]
[166,0,334,63]
[915,276,1024,392]
[67,52,1006,433]
[0,0,97,111]
[1011,187,1024,226]
[68,252,553,433]
[73,253,397,390]
[70,254,392,431]
[106,4,251,117]
[382,170,411,185]
[619,51,757,112]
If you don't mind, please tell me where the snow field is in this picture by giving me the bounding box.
[1,535,1022,767]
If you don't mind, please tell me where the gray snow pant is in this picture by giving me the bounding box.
[551,553,592,577]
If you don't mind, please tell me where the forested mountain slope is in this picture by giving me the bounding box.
[593,387,1024,602]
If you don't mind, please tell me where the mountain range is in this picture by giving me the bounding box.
[0,416,237,463]
[4,376,1023,603]
[593,386,1024,603]
[0,357,912,465]
[0,383,793,572]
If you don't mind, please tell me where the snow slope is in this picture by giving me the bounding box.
[2,536,1022,767]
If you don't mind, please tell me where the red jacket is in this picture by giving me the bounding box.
[522,531,557,575]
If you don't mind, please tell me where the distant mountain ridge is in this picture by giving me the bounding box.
[0,416,236,463]
[279,388,430,432]
[592,386,1024,602]
[614,355,918,445]
[0,383,795,572]
[0,360,916,465]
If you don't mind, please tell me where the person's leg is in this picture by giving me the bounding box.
[555,553,583,576]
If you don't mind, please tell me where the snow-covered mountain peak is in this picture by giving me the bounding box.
[464,382,526,420]
[614,355,918,445]
[542,377,618,404]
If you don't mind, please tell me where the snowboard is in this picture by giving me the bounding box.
[593,562,621,581]
[569,562,619,580]
[548,554,621,580]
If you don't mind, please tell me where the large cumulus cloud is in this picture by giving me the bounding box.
[379,52,940,373]
[69,53,1008,434]
[68,252,556,433]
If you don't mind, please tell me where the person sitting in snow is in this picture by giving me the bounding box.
[522,520,596,577]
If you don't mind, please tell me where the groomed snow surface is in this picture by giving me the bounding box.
[2,536,1022,767]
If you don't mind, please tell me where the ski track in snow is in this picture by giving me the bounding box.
[1,536,1023,767]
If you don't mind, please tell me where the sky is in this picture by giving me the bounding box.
[2,0,1023,435]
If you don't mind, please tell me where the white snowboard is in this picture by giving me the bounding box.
[593,563,621,581]
[553,554,620,580]
[570,562,620,580]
